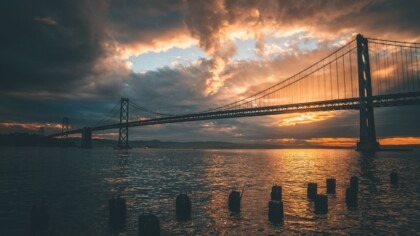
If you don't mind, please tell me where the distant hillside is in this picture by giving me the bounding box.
[90,139,354,149]
[91,139,284,149]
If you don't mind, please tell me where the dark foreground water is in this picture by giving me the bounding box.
[0,147,419,235]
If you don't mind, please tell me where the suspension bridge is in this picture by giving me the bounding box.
[51,34,420,152]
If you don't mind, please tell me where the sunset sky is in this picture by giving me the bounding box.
[1,0,419,147]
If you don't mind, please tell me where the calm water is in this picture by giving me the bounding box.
[0,147,419,235]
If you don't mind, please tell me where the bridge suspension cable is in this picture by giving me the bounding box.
[201,37,419,114]
[367,38,420,96]
[78,35,420,131]
[92,100,121,126]
[203,39,358,113]
[130,100,175,118]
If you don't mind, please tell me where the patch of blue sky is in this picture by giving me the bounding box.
[297,38,319,51]
[129,32,330,74]
[233,38,255,60]
[267,32,319,51]
[129,46,208,73]
[265,34,289,47]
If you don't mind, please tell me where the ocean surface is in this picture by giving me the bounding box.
[0,147,419,235]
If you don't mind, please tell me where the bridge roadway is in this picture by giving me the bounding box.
[51,91,420,137]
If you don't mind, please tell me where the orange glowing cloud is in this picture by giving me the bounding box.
[266,138,297,144]
[306,137,358,147]
[380,137,420,146]
[0,122,62,131]
[199,122,239,134]
[111,29,197,61]
[92,132,119,139]
[277,112,336,126]
[305,137,420,147]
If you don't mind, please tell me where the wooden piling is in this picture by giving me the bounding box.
[345,187,358,208]
[326,178,336,194]
[390,172,399,185]
[268,200,284,222]
[307,183,318,199]
[271,185,282,201]
[314,194,328,214]
[138,214,160,236]
[228,190,241,212]
[109,197,126,228]
[176,193,191,220]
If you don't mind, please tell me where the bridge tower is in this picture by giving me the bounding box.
[61,117,69,147]
[117,98,130,149]
[356,34,380,152]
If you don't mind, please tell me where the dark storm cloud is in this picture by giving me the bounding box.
[374,106,420,137]
[107,0,185,44]
[0,0,107,93]
[0,91,125,133]
[327,0,420,39]
[126,62,212,115]
[0,0,189,129]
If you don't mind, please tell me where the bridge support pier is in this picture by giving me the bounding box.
[81,127,92,149]
[117,98,130,149]
[356,34,380,152]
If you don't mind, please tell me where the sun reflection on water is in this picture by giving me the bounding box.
[1,148,418,235]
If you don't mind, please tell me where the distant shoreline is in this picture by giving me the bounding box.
[0,133,419,150]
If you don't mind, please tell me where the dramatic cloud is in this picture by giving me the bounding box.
[0,0,108,93]
[182,0,420,94]
[107,0,196,58]
[0,0,419,146]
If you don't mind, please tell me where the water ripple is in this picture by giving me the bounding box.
[0,147,419,235]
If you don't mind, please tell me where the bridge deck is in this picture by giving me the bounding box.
[50,91,420,137]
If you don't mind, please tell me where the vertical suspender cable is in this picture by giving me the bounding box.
[343,53,346,98]
[336,54,339,99]
[409,45,414,91]
[401,46,406,92]
[350,47,354,97]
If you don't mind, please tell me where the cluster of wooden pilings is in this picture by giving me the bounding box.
[29,172,400,235]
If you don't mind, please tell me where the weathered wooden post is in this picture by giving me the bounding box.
[346,188,358,208]
[390,172,399,185]
[176,193,191,220]
[138,214,160,236]
[326,178,336,194]
[228,190,241,212]
[268,200,284,222]
[268,185,284,222]
[307,183,318,199]
[271,185,282,201]
[314,194,328,214]
[109,196,126,228]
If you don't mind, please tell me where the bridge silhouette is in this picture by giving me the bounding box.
[51,34,420,152]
